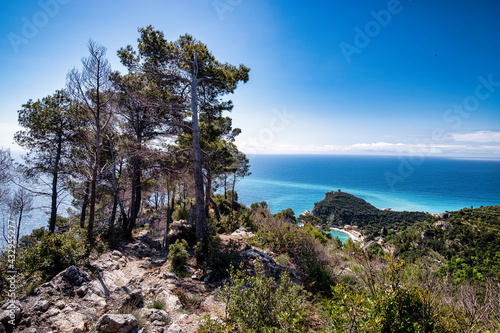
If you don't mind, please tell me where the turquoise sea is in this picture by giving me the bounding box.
[4,154,500,246]
[328,229,352,243]
[236,154,500,215]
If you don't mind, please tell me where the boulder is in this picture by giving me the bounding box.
[44,307,60,318]
[33,299,51,312]
[163,272,178,281]
[84,292,107,308]
[433,220,453,230]
[131,243,150,258]
[50,311,89,333]
[111,285,144,310]
[94,254,121,271]
[0,301,22,325]
[62,265,91,287]
[144,233,162,251]
[49,266,91,297]
[96,314,138,333]
[240,249,272,262]
[164,293,183,312]
[231,227,255,238]
[167,323,182,333]
[169,221,195,245]
[138,308,170,324]
[55,300,66,309]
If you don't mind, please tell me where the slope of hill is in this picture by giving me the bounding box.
[388,205,500,282]
[312,191,429,239]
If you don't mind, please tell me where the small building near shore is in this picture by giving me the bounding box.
[343,225,359,231]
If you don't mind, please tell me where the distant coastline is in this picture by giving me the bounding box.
[237,154,500,215]
[329,227,354,239]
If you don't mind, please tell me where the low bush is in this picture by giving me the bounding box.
[205,236,243,281]
[173,205,190,221]
[174,287,201,310]
[321,259,442,333]
[209,215,240,234]
[168,239,189,275]
[17,226,87,281]
[250,214,337,295]
[201,262,311,332]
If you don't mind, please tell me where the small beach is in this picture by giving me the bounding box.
[328,227,359,243]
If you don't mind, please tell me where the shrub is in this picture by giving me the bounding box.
[276,253,290,265]
[168,239,189,275]
[321,259,440,333]
[211,262,311,332]
[17,226,87,281]
[205,236,243,281]
[250,213,337,296]
[173,287,201,310]
[322,283,376,332]
[303,223,331,245]
[376,284,437,332]
[198,316,230,333]
[173,205,190,221]
[214,195,232,216]
[275,208,297,224]
[210,215,239,234]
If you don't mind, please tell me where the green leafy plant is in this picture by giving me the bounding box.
[17,226,87,281]
[149,296,166,310]
[168,239,189,275]
[213,262,311,332]
[275,253,290,265]
[322,259,440,333]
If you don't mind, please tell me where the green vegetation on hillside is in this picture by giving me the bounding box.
[389,206,500,283]
[312,191,429,239]
[201,203,500,332]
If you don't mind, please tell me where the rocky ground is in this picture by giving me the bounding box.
[0,225,295,333]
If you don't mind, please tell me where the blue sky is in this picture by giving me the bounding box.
[1,0,500,158]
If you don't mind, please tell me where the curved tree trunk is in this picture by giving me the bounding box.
[209,197,221,221]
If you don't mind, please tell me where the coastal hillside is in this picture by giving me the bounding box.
[312,191,379,220]
[1,202,500,332]
[312,191,429,239]
[388,205,500,283]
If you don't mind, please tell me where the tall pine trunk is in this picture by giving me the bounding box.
[48,137,62,233]
[80,181,90,228]
[87,164,98,245]
[205,171,211,218]
[125,155,142,238]
[191,53,208,261]
[87,92,102,246]
[109,193,118,235]
[109,139,129,236]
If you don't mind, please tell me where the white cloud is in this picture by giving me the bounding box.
[448,131,500,143]
[0,123,23,152]
[237,140,500,157]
